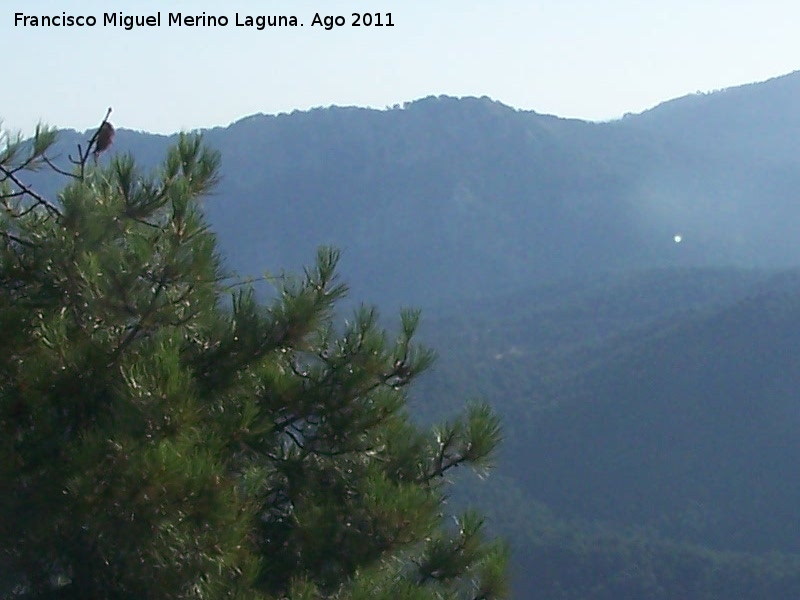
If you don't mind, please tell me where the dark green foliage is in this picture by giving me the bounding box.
[0,125,507,598]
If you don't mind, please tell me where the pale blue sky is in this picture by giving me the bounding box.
[4,0,799,133]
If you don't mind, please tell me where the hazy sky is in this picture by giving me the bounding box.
[4,0,799,133]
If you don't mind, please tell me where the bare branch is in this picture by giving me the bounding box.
[42,154,80,180]
[0,163,61,218]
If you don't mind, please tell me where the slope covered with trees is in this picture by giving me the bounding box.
[33,71,800,311]
[418,268,800,598]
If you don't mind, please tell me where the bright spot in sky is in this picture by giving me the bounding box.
[673,235,683,243]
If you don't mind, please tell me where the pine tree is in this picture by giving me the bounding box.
[0,117,508,599]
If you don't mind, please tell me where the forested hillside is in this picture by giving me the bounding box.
[417,268,800,597]
[39,71,800,310]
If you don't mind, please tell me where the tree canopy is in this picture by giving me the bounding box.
[0,117,507,599]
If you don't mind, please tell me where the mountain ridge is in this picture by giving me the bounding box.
[37,70,800,314]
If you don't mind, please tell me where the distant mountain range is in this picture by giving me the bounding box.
[39,70,800,310]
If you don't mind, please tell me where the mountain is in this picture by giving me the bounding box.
[36,70,800,311]
[614,71,800,270]
[184,98,666,309]
[627,70,800,164]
